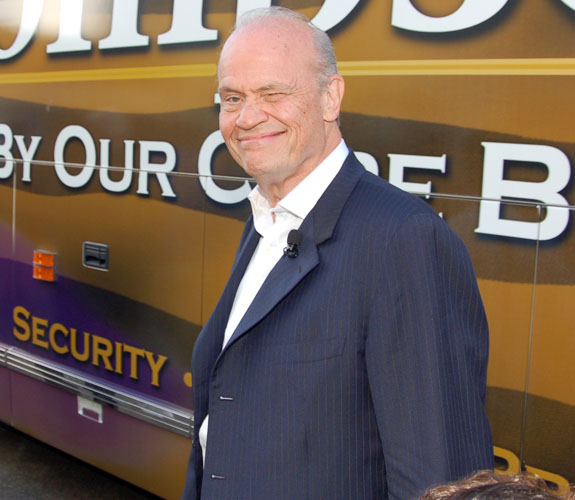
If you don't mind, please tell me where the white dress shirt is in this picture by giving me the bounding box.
[199,140,349,465]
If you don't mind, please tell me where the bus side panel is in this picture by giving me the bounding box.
[7,153,207,406]
[10,370,191,500]
[4,157,246,496]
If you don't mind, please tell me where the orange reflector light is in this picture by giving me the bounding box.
[33,251,55,267]
[33,250,56,282]
[33,266,55,282]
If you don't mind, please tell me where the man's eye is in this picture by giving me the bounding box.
[220,95,241,109]
[220,96,242,111]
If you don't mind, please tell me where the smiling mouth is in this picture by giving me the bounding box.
[237,131,285,147]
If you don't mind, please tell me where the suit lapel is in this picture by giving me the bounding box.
[221,152,365,351]
[223,218,320,350]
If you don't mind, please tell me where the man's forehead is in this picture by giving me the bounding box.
[219,41,313,88]
[221,18,312,60]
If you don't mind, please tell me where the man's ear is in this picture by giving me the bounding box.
[323,74,345,123]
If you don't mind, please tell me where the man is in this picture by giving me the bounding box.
[183,7,493,500]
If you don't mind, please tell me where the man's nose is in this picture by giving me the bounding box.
[236,99,267,129]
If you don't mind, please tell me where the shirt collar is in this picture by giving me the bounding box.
[249,139,348,234]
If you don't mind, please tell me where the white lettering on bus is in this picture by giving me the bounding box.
[3,0,575,60]
[476,142,571,241]
[98,0,150,50]
[158,0,218,45]
[0,123,15,179]
[50,124,177,198]
[137,140,177,198]
[0,125,42,182]
[388,153,446,194]
[46,0,91,54]
[99,139,135,193]
[15,135,42,183]
[0,0,363,60]
[0,0,43,59]
[54,125,96,188]
[3,122,575,241]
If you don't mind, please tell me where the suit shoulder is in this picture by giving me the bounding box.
[351,169,438,222]
[338,168,466,253]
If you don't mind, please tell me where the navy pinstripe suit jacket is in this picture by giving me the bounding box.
[182,152,493,500]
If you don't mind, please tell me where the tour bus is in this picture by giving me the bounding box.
[0,1,573,498]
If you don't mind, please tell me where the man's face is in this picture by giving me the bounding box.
[218,20,334,194]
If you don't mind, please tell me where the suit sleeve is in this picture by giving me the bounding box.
[181,438,203,500]
[365,213,493,500]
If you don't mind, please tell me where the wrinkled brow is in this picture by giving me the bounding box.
[218,82,294,95]
[254,82,293,93]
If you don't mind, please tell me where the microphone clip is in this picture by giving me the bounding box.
[283,244,299,258]
[283,229,302,258]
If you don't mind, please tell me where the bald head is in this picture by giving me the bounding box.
[219,7,338,91]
